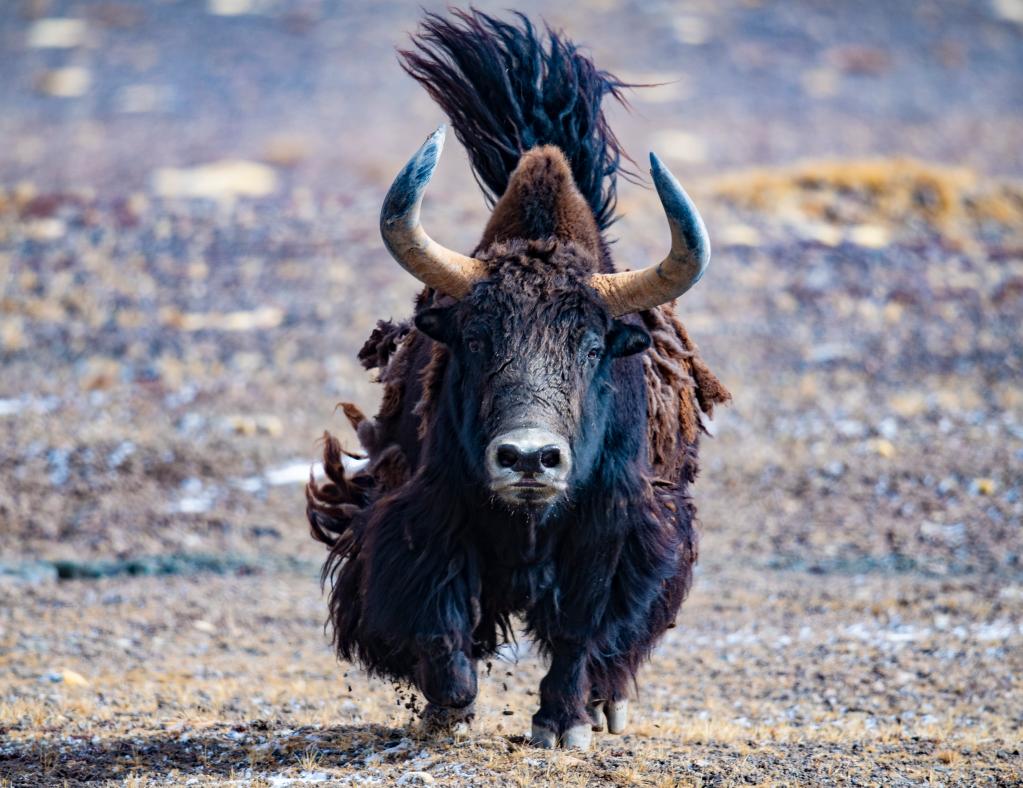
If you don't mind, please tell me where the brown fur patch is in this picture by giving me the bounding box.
[478,146,603,257]
[358,320,412,371]
[415,340,449,442]
[641,304,731,481]
[306,432,370,547]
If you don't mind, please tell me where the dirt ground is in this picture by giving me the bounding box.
[1,1,1022,785]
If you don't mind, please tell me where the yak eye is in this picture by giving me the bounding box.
[586,347,602,363]
[467,339,483,353]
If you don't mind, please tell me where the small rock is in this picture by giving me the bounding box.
[920,521,966,546]
[224,414,282,437]
[801,67,840,98]
[889,391,928,418]
[0,398,24,417]
[650,130,708,165]
[836,419,867,439]
[672,16,710,45]
[27,18,87,48]
[152,160,278,201]
[193,620,216,634]
[397,773,435,786]
[877,417,898,440]
[796,221,843,246]
[717,224,761,247]
[808,342,856,364]
[59,669,90,687]
[115,84,169,114]
[872,439,896,459]
[971,478,997,496]
[262,134,311,168]
[208,0,255,15]
[992,0,1023,24]
[827,44,892,76]
[0,318,26,352]
[36,67,91,97]
[162,306,283,332]
[848,224,891,248]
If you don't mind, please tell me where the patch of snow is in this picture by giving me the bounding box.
[265,461,322,487]
[173,477,216,514]
[267,772,330,787]
[0,395,60,417]
[107,440,135,469]
[397,772,435,786]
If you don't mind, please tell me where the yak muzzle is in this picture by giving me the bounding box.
[485,427,572,506]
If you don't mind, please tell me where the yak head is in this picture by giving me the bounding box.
[380,127,709,510]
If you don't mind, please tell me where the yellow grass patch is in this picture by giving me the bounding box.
[712,158,1023,239]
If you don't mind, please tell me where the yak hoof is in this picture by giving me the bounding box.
[561,724,593,750]
[419,702,475,735]
[605,700,628,734]
[530,723,558,749]
[530,722,593,750]
[587,700,605,732]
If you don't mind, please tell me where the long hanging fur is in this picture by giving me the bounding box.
[399,9,634,230]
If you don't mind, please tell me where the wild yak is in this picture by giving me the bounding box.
[307,10,729,750]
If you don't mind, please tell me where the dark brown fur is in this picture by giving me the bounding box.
[306,10,731,739]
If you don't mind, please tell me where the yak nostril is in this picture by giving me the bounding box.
[540,447,561,469]
[496,445,519,469]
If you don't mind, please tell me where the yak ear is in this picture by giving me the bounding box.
[606,320,651,358]
[414,306,456,344]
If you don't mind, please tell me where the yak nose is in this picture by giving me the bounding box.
[495,443,562,474]
[485,428,572,504]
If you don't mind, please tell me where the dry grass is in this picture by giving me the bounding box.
[712,158,1023,242]
[1,566,1020,786]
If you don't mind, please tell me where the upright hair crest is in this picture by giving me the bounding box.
[399,9,634,230]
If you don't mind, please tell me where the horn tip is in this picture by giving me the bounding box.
[428,124,446,149]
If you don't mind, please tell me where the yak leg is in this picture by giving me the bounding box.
[530,639,593,750]
[416,647,478,734]
[413,630,476,720]
[586,693,629,734]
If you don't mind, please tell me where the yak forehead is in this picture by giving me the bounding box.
[462,239,610,345]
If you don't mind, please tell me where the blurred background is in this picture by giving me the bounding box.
[1,1,1021,784]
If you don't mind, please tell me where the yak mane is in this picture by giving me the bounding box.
[398,8,635,231]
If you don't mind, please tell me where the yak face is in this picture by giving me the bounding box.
[415,240,650,509]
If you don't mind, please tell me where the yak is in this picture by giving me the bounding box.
[307,10,729,750]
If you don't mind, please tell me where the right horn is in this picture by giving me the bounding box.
[589,152,710,316]
[379,125,488,299]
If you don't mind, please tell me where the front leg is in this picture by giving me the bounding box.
[415,633,478,733]
[530,639,594,750]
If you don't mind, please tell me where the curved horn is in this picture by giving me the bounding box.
[589,152,710,316]
[379,126,487,298]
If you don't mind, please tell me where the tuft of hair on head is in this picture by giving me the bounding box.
[399,8,637,231]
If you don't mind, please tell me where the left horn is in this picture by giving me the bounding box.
[379,125,487,299]
[589,152,710,316]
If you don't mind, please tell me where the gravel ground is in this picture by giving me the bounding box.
[1,1,1022,785]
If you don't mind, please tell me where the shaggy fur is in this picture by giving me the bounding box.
[399,8,634,231]
[307,10,730,738]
